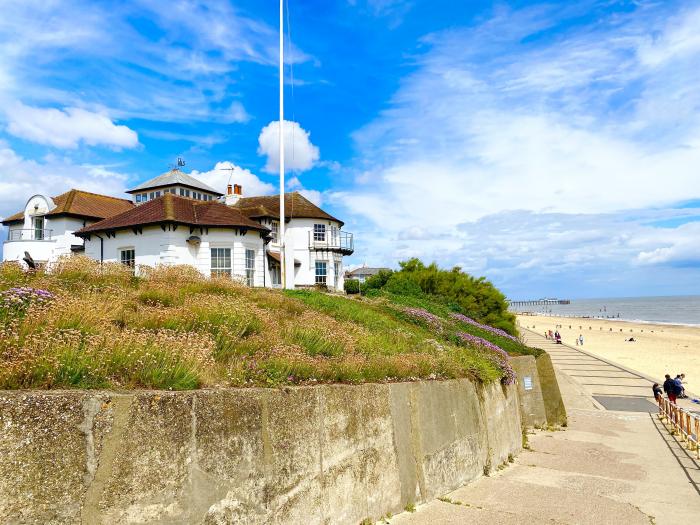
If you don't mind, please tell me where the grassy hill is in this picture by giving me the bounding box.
[0,257,540,391]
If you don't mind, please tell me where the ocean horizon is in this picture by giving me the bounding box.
[509,295,700,327]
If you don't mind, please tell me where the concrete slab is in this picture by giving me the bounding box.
[594,396,659,413]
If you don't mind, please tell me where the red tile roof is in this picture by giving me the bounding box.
[235,192,342,225]
[2,189,134,225]
[76,193,268,235]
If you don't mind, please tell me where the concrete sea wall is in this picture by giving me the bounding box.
[510,354,567,429]
[536,353,567,426]
[0,380,522,525]
[510,355,548,428]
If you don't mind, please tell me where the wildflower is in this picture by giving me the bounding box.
[403,307,443,330]
[456,332,516,385]
[450,313,518,342]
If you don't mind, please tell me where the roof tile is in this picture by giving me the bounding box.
[2,189,134,224]
[235,192,342,225]
[77,194,268,234]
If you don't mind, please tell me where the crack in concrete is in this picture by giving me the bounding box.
[81,395,134,525]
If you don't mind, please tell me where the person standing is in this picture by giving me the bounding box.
[579,334,584,346]
[663,374,677,404]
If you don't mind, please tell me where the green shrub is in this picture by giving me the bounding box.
[344,278,360,294]
[361,269,393,293]
[383,273,423,296]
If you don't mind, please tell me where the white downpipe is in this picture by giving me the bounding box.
[279,0,288,289]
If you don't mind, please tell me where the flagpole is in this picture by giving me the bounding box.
[279,0,286,289]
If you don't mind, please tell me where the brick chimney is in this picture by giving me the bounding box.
[225,183,242,205]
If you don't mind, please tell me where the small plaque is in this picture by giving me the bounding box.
[523,376,533,391]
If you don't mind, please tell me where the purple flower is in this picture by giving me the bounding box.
[457,331,516,385]
[0,287,54,313]
[402,307,443,329]
[450,313,518,342]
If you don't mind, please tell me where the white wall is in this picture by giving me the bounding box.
[272,217,347,290]
[3,194,92,264]
[83,225,268,286]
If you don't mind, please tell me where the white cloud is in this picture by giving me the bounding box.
[0,0,313,126]
[298,189,322,206]
[335,3,700,293]
[190,161,275,197]
[258,120,320,173]
[0,141,129,219]
[5,102,139,149]
[634,222,700,266]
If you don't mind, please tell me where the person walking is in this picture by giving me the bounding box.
[652,383,663,403]
[578,334,584,346]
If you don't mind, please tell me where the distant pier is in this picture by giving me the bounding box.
[508,298,570,306]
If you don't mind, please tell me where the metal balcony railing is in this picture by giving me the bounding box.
[308,230,354,254]
[6,229,54,241]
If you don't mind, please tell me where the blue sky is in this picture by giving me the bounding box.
[1,0,700,299]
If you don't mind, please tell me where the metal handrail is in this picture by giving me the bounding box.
[7,229,54,241]
[308,230,354,252]
[658,396,700,458]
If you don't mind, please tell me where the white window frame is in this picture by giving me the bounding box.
[270,220,279,244]
[315,261,327,285]
[210,247,232,277]
[120,248,135,268]
[245,248,255,286]
[334,261,341,289]
[33,216,45,240]
[313,223,326,242]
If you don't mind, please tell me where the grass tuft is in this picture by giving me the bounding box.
[0,256,538,390]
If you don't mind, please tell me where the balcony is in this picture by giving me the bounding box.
[308,230,354,255]
[6,229,54,242]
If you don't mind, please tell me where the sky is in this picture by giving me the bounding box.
[1,0,699,299]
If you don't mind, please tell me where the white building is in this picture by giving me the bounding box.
[1,190,133,266]
[344,265,391,283]
[2,169,354,290]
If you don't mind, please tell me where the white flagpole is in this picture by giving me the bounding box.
[279,0,286,289]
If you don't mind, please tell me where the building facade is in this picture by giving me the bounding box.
[2,169,354,291]
[1,190,134,266]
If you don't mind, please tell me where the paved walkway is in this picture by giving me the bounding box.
[385,331,700,525]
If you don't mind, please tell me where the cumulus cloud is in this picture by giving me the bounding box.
[258,120,320,173]
[190,161,275,197]
[5,102,138,149]
[0,141,129,220]
[334,2,700,295]
[0,1,303,126]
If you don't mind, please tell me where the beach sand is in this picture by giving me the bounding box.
[516,314,700,394]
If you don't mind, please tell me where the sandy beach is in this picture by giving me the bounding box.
[516,314,700,394]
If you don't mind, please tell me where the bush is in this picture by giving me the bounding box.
[391,259,516,334]
[360,269,393,293]
[344,278,360,294]
[383,273,423,296]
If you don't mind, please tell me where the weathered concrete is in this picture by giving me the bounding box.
[535,353,567,426]
[0,380,522,524]
[509,356,547,429]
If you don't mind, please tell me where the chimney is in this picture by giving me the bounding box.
[225,183,242,206]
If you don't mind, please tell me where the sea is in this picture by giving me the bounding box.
[509,295,700,327]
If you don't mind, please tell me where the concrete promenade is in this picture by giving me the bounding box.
[387,331,700,524]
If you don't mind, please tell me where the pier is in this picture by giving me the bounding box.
[508,298,571,306]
